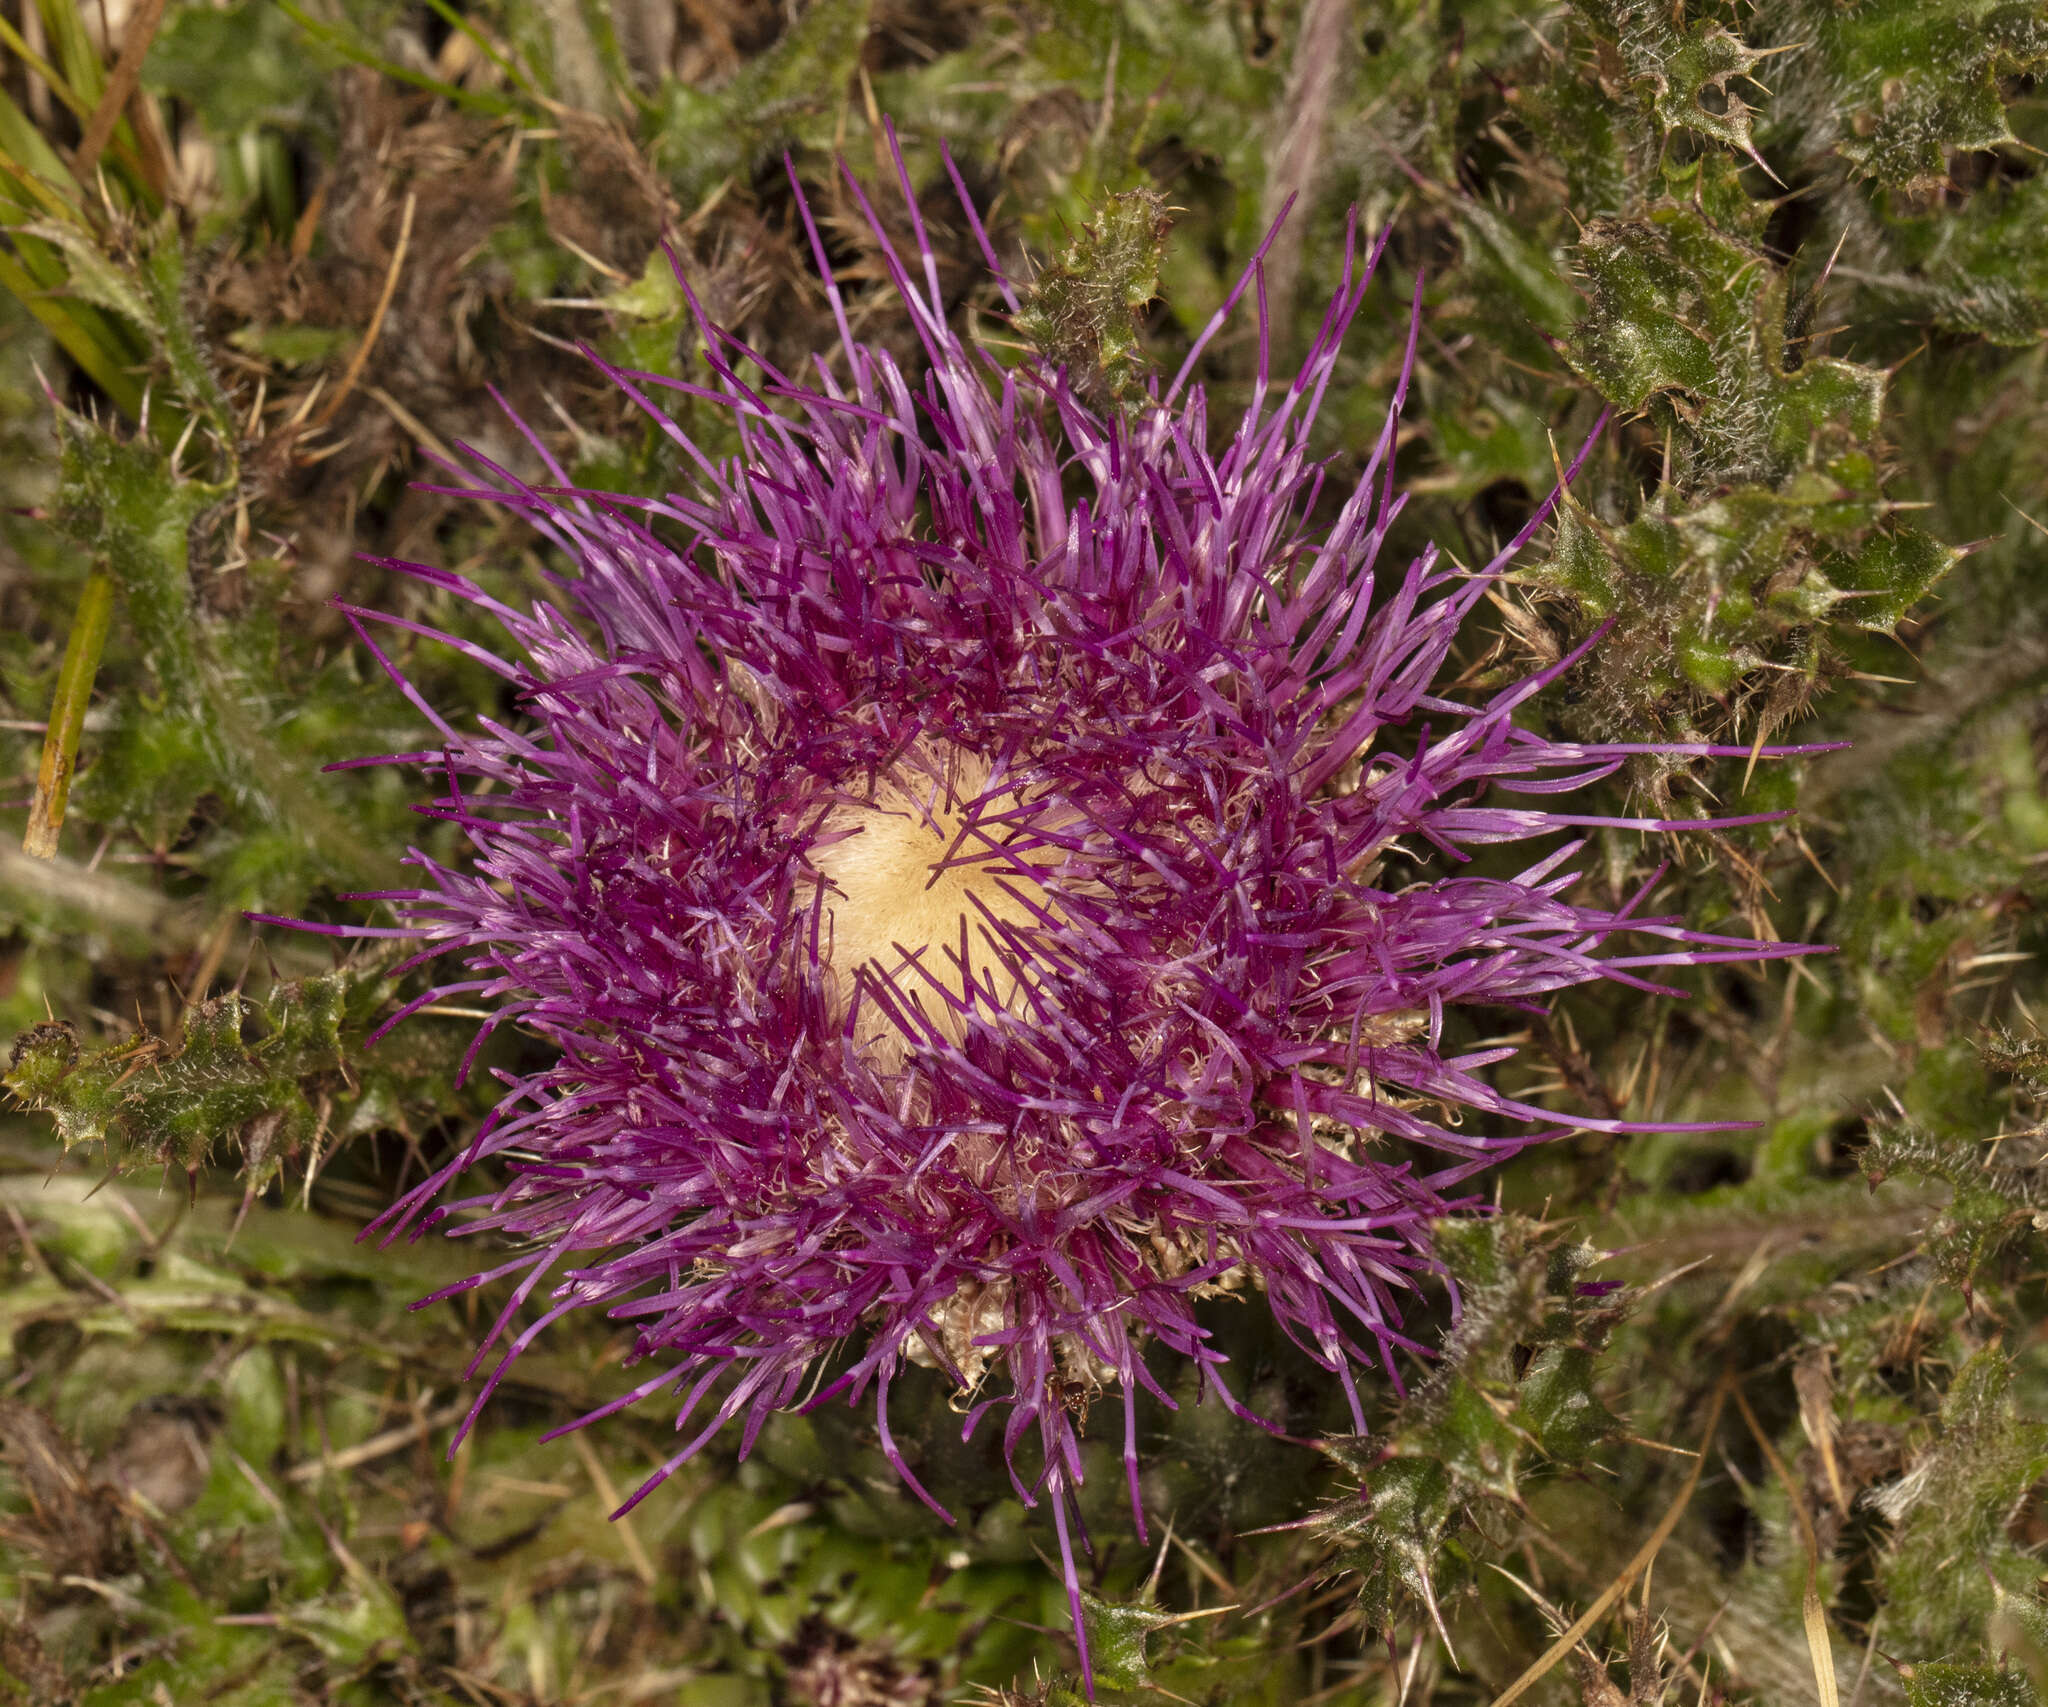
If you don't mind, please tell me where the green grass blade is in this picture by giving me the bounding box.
[21,569,114,858]
[29,0,105,111]
[0,12,93,125]
[416,0,544,102]
[0,82,86,213]
[273,0,521,117]
[0,244,143,416]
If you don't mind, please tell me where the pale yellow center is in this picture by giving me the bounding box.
[811,751,1055,1049]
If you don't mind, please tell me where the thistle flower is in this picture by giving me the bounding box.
[266,148,1821,1677]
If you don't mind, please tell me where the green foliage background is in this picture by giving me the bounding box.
[6,0,2048,1701]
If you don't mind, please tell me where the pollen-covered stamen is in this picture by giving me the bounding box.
[810,746,1060,1048]
[903,1275,1012,1392]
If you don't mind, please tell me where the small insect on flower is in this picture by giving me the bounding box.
[261,140,1826,1682]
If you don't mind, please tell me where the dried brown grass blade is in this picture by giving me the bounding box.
[1488,1375,1730,1707]
[568,1429,657,1587]
[1795,1353,1850,1517]
[307,191,417,435]
[72,0,168,183]
[1732,1382,1840,1707]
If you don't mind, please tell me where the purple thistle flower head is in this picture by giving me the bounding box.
[269,143,1825,1679]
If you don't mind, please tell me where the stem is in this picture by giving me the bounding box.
[71,0,167,183]
[22,568,113,858]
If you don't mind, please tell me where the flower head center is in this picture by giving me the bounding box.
[811,748,1055,1045]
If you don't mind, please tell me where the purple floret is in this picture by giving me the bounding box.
[263,140,1828,1682]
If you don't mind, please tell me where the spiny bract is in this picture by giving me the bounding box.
[267,147,1818,1677]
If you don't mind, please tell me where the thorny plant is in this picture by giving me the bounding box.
[3,0,2048,1702]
